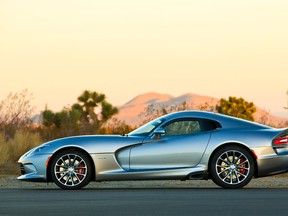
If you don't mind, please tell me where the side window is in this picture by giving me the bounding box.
[164,120,201,136]
[201,119,222,131]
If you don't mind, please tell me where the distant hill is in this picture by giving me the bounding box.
[114,92,288,127]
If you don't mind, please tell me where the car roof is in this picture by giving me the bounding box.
[160,110,271,130]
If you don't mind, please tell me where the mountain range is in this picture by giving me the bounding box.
[114,92,288,127]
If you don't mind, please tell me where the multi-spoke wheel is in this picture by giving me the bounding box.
[209,145,255,189]
[50,149,92,189]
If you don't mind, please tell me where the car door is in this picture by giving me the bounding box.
[129,118,211,170]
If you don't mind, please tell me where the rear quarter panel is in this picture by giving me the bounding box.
[201,128,282,164]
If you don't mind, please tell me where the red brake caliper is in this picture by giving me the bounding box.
[77,163,85,180]
[239,159,246,174]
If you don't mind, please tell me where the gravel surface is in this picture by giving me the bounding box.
[1,174,288,189]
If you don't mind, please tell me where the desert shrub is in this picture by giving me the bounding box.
[0,133,10,163]
[99,118,135,135]
[0,89,35,138]
[216,96,256,121]
[6,130,43,162]
[0,130,43,174]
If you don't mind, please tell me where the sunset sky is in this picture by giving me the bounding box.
[0,0,287,117]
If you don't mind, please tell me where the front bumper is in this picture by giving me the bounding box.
[17,153,52,182]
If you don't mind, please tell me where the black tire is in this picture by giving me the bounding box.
[209,145,255,189]
[50,149,92,190]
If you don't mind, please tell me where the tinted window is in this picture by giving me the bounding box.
[201,119,221,131]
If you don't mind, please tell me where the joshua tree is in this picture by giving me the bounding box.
[42,90,118,138]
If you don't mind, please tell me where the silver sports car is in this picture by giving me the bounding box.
[18,111,288,189]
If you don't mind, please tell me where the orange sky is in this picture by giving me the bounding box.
[0,0,287,117]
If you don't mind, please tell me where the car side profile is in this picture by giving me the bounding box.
[18,111,288,189]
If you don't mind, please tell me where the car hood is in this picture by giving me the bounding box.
[39,135,145,154]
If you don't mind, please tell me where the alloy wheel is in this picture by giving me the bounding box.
[51,150,92,189]
[209,145,255,189]
[215,150,250,185]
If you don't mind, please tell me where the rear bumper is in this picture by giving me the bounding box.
[257,154,288,177]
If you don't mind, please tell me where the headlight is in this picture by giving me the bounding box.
[26,144,50,157]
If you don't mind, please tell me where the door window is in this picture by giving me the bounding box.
[164,120,201,136]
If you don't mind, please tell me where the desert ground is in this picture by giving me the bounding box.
[1,173,288,189]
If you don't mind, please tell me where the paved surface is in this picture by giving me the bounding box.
[0,188,287,216]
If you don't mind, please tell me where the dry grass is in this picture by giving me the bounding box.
[0,130,43,174]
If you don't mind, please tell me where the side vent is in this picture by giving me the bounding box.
[188,171,208,180]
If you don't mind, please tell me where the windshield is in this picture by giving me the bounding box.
[128,118,165,136]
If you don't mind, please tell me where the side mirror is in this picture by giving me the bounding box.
[153,128,165,136]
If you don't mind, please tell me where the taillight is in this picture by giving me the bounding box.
[273,136,288,146]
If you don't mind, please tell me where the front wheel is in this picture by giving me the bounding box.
[50,149,92,190]
[209,145,255,189]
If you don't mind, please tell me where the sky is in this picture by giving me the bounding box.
[0,0,288,117]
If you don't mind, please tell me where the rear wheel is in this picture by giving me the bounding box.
[50,149,92,190]
[209,145,255,189]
